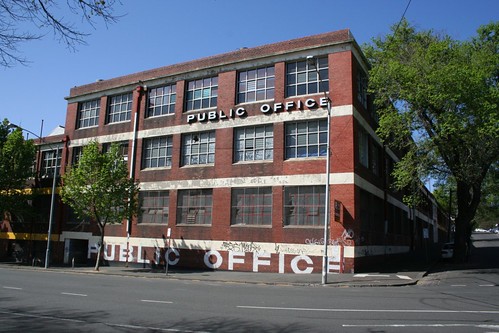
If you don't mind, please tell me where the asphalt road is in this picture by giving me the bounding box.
[1,233,498,333]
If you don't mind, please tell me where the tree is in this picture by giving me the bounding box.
[0,119,36,221]
[471,162,499,230]
[0,0,122,67]
[364,20,499,262]
[61,141,139,271]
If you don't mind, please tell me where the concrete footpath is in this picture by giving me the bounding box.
[1,262,431,287]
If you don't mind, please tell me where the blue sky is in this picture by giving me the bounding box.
[2,0,498,136]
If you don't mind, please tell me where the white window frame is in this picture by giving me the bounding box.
[142,136,173,169]
[237,66,275,103]
[234,125,273,162]
[107,92,133,123]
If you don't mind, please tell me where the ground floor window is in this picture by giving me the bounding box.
[139,191,169,224]
[177,189,212,225]
[231,187,272,225]
[283,185,325,226]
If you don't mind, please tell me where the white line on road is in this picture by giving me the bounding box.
[237,305,499,314]
[0,310,84,323]
[343,324,499,329]
[61,292,87,297]
[141,299,173,304]
[3,286,22,290]
[396,275,412,280]
[0,310,207,332]
[479,284,495,287]
[108,322,209,332]
[354,274,390,278]
[451,284,467,287]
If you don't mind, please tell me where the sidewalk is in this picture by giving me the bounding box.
[1,262,430,287]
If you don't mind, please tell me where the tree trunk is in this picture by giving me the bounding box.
[453,180,481,262]
[94,225,105,271]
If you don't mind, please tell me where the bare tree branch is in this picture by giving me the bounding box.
[0,0,122,67]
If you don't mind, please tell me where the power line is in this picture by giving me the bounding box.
[394,0,412,34]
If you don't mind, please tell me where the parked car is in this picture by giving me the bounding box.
[441,242,454,259]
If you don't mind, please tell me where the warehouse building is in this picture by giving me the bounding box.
[2,29,447,273]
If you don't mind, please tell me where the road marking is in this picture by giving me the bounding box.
[108,322,209,332]
[61,292,87,297]
[141,299,173,304]
[0,310,84,323]
[354,274,390,278]
[237,305,499,314]
[451,284,466,287]
[479,284,495,287]
[343,324,499,329]
[0,310,207,332]
[3,286,22,290]
[396,275,412,280]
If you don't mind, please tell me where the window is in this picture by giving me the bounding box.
[66,205,90,225]
[357,128,381,175]
[286,57,328,97]
[177,189,212,225]
[284,186,325,226]
[234,125,273,162]
[147,84,176,117]
[358,128,369,168]
[40,148,62,178]
[185,76,218,111]
[107,92,132,123]
[231,187,272,225]
[142,136,173,169]
[370,142,380,176]
[285,120,327,159]
[139,191,169,224]
[237,66,275,103]
[181,131,215,166]
[102,141,129,163]
[357,70,368,109]
[77,99,100,129]
[71,146,83,166]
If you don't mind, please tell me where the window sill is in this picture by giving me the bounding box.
[230,224,272,228]
[141,166,172,171]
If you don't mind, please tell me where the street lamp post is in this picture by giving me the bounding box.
[8,122,60,269]
[307,56,332,285]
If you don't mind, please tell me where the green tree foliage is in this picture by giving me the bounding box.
[364,20,499,262]
[0,119,36,222]
[61,141,139,271]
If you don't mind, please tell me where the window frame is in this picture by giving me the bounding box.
[285,56,329,97]
[77,99,100,129]
[139,190,170,224]
[285,120,328,159]
[141,136,173,169]
[283,185,325,227]
[358,128,369,168]
[40,148,62,178]
[107,92,133,124]
[176,189,213,225]
[146,84,177,118]
[181,131,216,166]
[185,76,218,111]
[237,66,275,104]
[357,70,368,109]
[234,125,274,162]
[231,187,272,226]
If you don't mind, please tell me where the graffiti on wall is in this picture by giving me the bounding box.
[304,229,355,246]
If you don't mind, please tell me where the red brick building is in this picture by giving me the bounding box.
[11,30,446,273]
